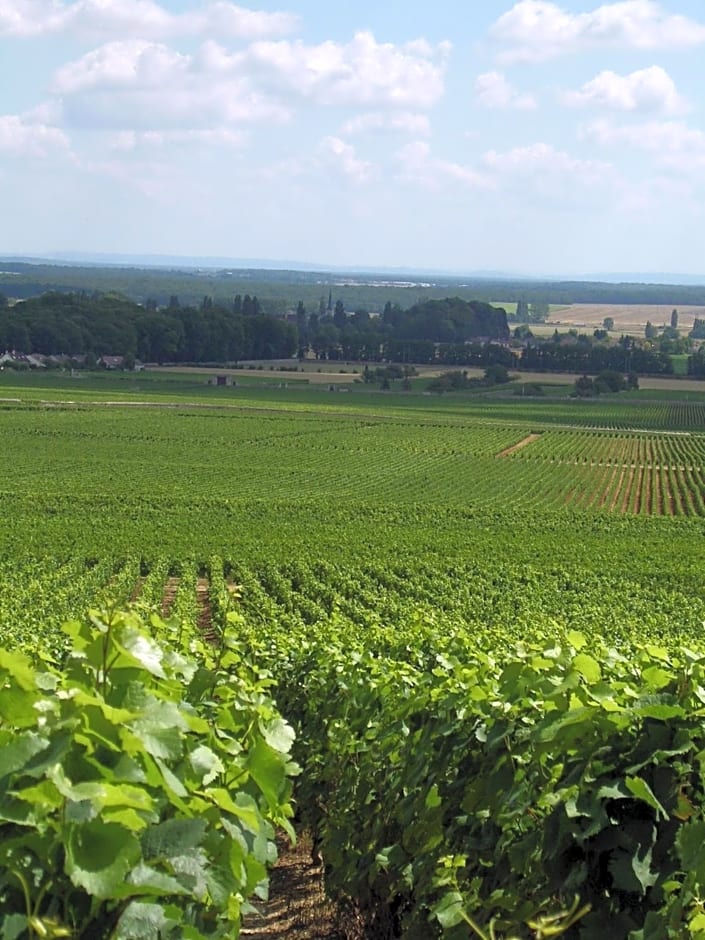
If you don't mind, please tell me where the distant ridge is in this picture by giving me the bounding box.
[3,252,705,287]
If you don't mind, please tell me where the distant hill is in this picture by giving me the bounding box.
[1,258,704,310]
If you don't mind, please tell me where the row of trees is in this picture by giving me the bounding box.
[0,293,509,365]
[520,338,673,375]
[0,290,697,378]
[574,370,639,397]
[0,292,297,363]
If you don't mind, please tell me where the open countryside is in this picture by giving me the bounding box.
[2,347,705,937]
[8,0,705,933]
[534,304,705,336]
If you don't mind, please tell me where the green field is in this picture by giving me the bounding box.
[2,370,705,938]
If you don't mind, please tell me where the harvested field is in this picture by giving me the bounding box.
[546,303,705,334]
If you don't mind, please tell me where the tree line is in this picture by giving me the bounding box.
[0,292,298,363]
[519,336,673,375]
[0,292,509,365]
[2,260,705,311]
[0,290,698,378]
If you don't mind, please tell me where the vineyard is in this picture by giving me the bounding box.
[2,374,705,938]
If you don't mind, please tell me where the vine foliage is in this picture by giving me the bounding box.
[0,606,297,939]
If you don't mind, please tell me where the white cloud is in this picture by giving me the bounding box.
[319,137,373,183]
[0,0,66,36]
[396,140,489,190]
[340,111,431,136]
[107,128,247,151]
[483,142,612,186]
[52,40,291,130]
[50,31,448,133]
[491,0,705,63]
[0,0,298,39]
[53,39,188,94]
[239,31,449,108]
[562,66,686,114]
[191,3,298,40]
[475,71,536,110]
[581,118,705,170]
[0,115,71,157]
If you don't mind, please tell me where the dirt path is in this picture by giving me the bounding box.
[196,576,219,643]
[497,433,542,458]
[161,576,179,617]
[130,577,144,603]
[242,834,345,940]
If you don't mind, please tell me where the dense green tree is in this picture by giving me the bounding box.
[688,347,705,376]
[295,301,308,357]
[333,300,347,329]
[594,370,626,393]
[528,301,549,322]
[574,375,595,397]
[483,363,510,385]
[311,322,340,360]
[690,318,705,339]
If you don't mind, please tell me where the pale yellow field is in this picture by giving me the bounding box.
[544,304,705,335]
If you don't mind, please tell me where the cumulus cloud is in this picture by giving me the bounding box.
[53,39,187,94]
[238,31,450,108]
[107,128,247,151]
[0,0,298,40]
[491,0,705,63]
[581,118,705,170]
[0,114,71,157]
[475,71,536,110]
[52,39,291,129]
[50,31,448,132]
[319,136,374,183]
[340,112,431,136]
[396,140,489,190]
[483,142,612,186]
[562,66,686,114]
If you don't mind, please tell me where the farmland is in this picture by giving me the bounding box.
[2,369,705,938]
[543,303,705,334]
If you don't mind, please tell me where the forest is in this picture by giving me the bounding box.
[2,259,705,311]
[0,291,508,365]
[3,288,705,377]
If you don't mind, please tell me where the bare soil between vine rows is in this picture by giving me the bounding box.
[242,834,346,940]
[497,433,542,458]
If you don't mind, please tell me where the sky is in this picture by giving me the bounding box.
[2,0,705,276]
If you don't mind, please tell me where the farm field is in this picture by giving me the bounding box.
[530,302,705,336]
[2,370,705,938]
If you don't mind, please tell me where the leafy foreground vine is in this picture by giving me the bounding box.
[0,607,297,939]
[240,606,705,939]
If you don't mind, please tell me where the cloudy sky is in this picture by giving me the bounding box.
[2,0,705,275]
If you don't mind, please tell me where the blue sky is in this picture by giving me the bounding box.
[1,0,705,275]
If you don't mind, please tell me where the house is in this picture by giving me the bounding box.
[0,350,46,368]
[98,355,125,370]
